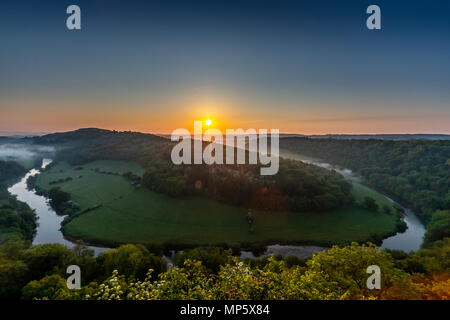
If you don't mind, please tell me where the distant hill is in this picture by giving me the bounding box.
[280,134,450,141]
[3,129,450,141]
[32,128,166,145]
[159,133,450,141]
[0,137,23,143]
[32,128,170,166]
[0,131,48,138]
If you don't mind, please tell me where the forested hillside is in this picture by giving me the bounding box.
[32,128,168,166]
[33,129,354,213]
[0,160,37,243]
[280,138,450,245]
[280,138,450,219]
[0,161,26,198]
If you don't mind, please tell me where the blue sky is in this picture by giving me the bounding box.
[1,0,449,133]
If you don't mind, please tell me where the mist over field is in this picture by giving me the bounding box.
[0,143,54,168]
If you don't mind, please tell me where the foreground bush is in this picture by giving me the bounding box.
[10,241,450,300]
[84,243,449,300]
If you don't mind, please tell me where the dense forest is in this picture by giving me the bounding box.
[0,239,448,300]
[0,161,26,198]
[0,160,37,243]
[141,156,353,212]
[280,137,450,245]
[33,129,354,213]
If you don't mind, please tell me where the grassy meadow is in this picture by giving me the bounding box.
[35,160,400,247]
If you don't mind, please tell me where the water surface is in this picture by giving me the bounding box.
[8,159,108,255]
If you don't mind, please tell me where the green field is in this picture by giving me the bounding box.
[35,160,400,247]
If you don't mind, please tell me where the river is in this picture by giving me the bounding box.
[380,207,426,252]
[8,156,426,261]
[8,159,108,255]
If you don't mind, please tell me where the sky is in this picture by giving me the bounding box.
[0,0,449,134]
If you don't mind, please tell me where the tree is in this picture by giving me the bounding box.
[175,247,232,274]
[22,243,76,281]
[424,210,450,245]
[304,242,404,299]
[382,205,392,214]
[21,274,68,300]
[0,257,28,299]
[48,187,71,206]
[97,244,165,280]
[364,197,379,212]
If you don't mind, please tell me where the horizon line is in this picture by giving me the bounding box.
[2,128,450,137]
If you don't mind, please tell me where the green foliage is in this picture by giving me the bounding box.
[424,210,450,245]
[174,247,232,273]
[84,243,416,300]
[143,156,353,212]
[0,160,37,243]
[284,255,307,268]
[363,197,379,212]
[304,242,404,298]
[21,273,99,300]
[47,187,71,212]
[142,158,188,197]
[0,160,26,197]
[406,238,450,274]
[97,244,165,280]
[33,128,168,167]
[0,197,37,243]
[0,241,166,299]
[280,138,450,225]
[21,274,68,300]
[0,255,28,299]
[1,241,448,300]
[382,205,392,214]
[21,244,76,281]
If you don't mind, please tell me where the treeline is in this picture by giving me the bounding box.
[0,160,37,243]
[0,161,26,198]
[0,241,165,299]
[33,129,354,213]
[1,240,448,300]
[425,210,450,245]
[0,197,37,243]
[27,172,77,216]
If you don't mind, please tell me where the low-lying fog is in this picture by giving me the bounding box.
[0,143,54,167]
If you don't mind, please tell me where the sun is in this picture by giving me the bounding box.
[205,119,212,126]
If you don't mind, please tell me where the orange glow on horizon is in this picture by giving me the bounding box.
[1,95,450,135]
